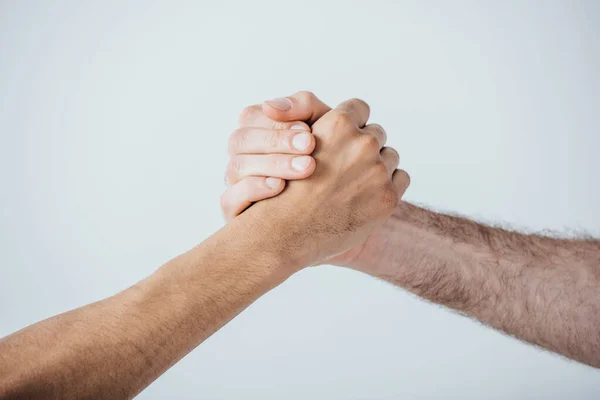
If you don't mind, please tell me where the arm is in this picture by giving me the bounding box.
[1,96,405,398]
[223,91,599,368]
[0,91,331,399]
[0,215,295,399]
[347,201,600,368]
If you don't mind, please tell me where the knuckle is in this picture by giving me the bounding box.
[294,90,315,102]
[272,121,297,130]
[347,131,374,160]
[388,147,400,163]
[370,123,386,139]
[396,169,411,189]
[360,134,381,153]
[331,110,354,129]
[263,130,281,150]
[369,123,384,132]
[237,105,259,126]
[226,156,242,181]
[349,97,370,113]
[228,128,248,154]
[270,155,287,171]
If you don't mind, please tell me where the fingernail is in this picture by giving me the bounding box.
[265,177,282,189]
[291,156,312,171]
[291,124,307,130]
[292,133,311,151]
[266,97,292,111]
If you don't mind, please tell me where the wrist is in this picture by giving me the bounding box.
[239,198,319,270]
[344,202,434,275]
[225,209,307,279]
[146,213,302,309]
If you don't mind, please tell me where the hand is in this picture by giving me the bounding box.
[221,91,331,220]
[240,98,410,267]
[222,91,410,268]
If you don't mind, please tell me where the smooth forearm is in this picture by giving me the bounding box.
[0,217,291,399]
[352,201,600,367]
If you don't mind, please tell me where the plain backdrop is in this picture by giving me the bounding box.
[1,1,599,399]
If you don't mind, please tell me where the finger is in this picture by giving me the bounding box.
[336,98,370,128]
[238,104,312,131]
[392,169,411,197]
[263,91,332,125]
[362,124,387,148]
[380,147,400,175]
[221,177,285,221]
[228,128,315,156]
[227,154,316,185]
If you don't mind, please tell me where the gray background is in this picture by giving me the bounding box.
[1,0,599,398]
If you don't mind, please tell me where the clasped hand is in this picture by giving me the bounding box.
[221,91,411,268]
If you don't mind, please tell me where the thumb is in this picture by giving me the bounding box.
[263,91,332,125]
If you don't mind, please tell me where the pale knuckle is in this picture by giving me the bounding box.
[263,131,280,149]
[226,157,242,180]
[272,121,295,130]
[294,90,316,102]
[276,121,296,129]
[269,156,284,170]
[228,128,248,153]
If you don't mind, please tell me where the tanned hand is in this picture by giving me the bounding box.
[0,94,410,400]
[231,95,410,268]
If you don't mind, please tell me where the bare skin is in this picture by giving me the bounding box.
[224,91,600,368]
[0,99,410,399]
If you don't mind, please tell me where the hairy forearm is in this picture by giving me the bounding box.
[0,216,291,399]
[353,201,600,367]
